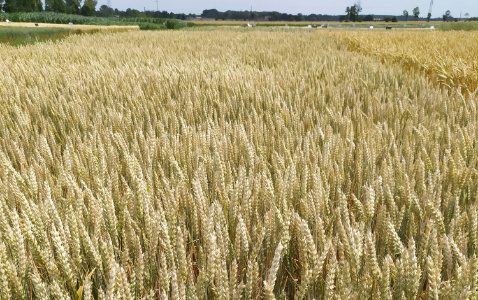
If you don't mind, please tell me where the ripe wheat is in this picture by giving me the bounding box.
[337,30,478,99]
[0,28,477,299]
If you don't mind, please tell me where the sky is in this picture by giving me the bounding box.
[101,0,478,18]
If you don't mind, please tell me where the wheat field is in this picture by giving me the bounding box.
[0,29,477,299]
[339,30,478,97]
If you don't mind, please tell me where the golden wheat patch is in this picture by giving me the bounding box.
[0,29,477,299]
[336,30,478,99]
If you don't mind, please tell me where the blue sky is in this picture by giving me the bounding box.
[102,0,477,17]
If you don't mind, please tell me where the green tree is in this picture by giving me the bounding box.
[98,4,114,17]
[350,5,357,21]
[80,0,97,16]
[444,10,451,21]
[45,0,66,12]
[65,0,80,14]
[4,0,42,12]
[403,10,409,21]
[391,16,398,22]
[412,7,420,20]
[201,9,220,19]
[364,14,374,21]
[346,3,362,22]
[34,0,42,11]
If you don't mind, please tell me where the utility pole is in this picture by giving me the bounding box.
[155,0,159,11]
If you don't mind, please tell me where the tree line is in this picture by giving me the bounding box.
[344,3,468,23]
[200,9,339,21]
[96,6,191,20]
[0,0,97,16]
[97,8,340,21]
[1,2,474,22]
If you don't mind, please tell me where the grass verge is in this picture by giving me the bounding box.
[0,26,70,45]
[438,21,478,31]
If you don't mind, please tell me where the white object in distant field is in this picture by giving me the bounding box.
[252,24,256,27]
[308,25,311,28]
[247,23,252,27]
[285,24,288,27]
[370,26,374,30]
[430,26,435,30]
[6,19,11,24]
[69,22,73,26]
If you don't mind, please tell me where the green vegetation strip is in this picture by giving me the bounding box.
[438,21,478,31]
[0,12,193,30]
[0,26,71,45]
